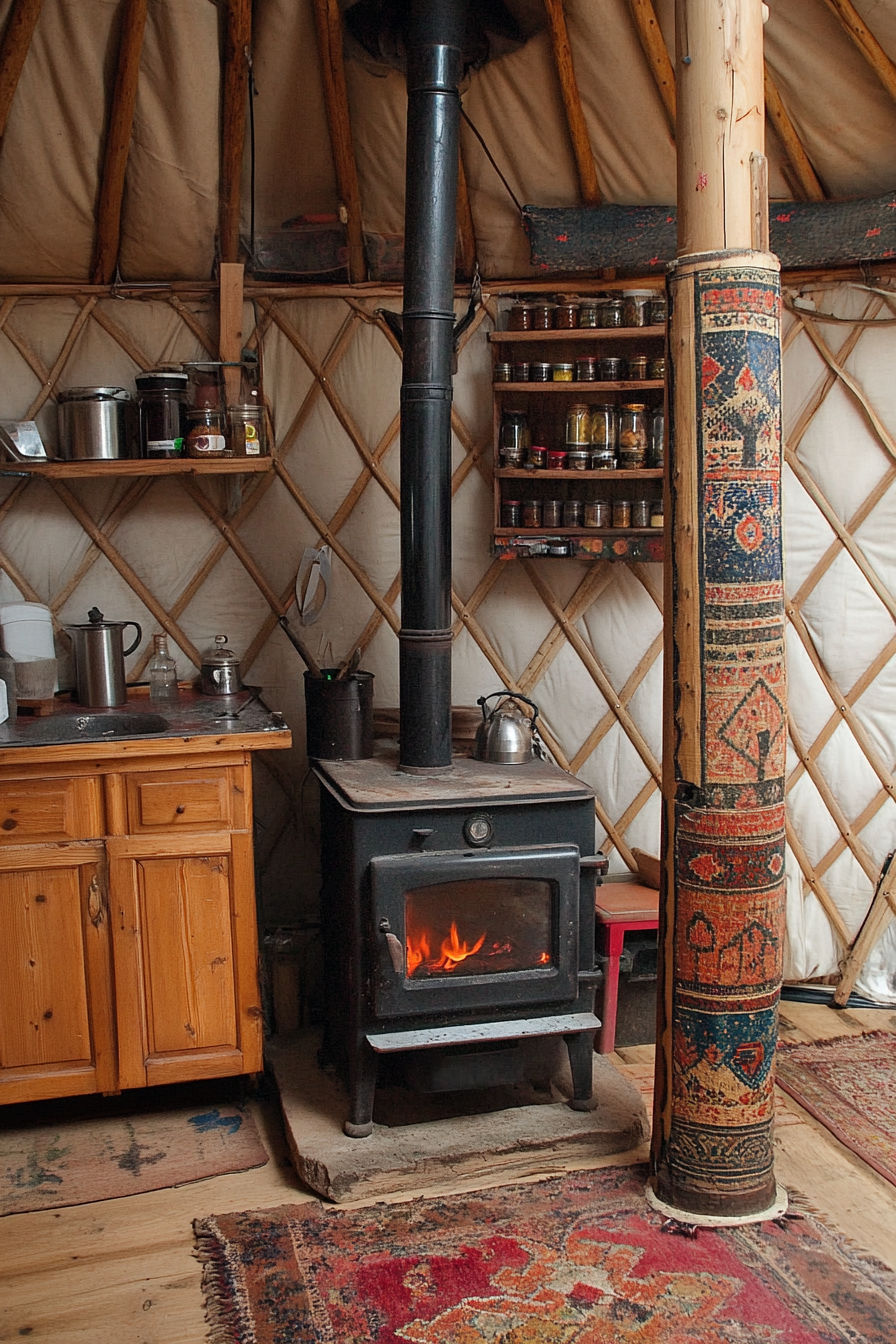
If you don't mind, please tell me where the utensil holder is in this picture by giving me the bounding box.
[304,670,374,760]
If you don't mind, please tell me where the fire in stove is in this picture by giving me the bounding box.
[405,877,555,979]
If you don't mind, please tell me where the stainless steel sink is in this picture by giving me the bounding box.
[9,711,171,746]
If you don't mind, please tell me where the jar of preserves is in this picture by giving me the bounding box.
[649,408,665,467]
[626,354,648,381]
[186,407,230,458]
[136,369,188,458]
[589,402,617,452]
[523,499,542,528]
[565,404,591,446]
[531,301,557,330]
[494,362,513,382]
[227,404,266,457]
[584,498,610,528]
[598,356,624,382]
[527,445,547,469]
[599,298,624,328]
[555,297,580,329]
[501,498,522,527]
[575,357,597,382]
[578,298,601,328]
[500,409,530,462]
[546,449,568,471]
[632,499,651,528]
[622,290,652,327]
[530,362,552,382]
[508,302,532,331]
[512,361,530,382]
[619,403,648,467]
[542,498,563,527]
[563,499,584,527]
[552,363,574,381]
[612,499,633,528]
[649,294,667,326]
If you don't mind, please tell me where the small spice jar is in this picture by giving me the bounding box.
[567,450,591,471]
[512,362,530,382]
[531,301,557,330]
[599,356,624,382]
[508,302,532,331]
[523,499,542,528]
[228,404,265,457]
[501,498,522,527]
[618,403,648,468]
[622,290,652,327]
[650,501,664,528]
[565,404,591,446]
[599,297,624,328]
[552,363,574,381]
[584,498,610,528]
[575,357,597,382]
[494,362,513,382]
[563,499,584,527]
[530,362,552,382]
[555,297,580,329]
[185,407,229,458]
[649,294,667,327]
[632,499,651,528]
[546,449,568,471]
[589,402,617,451]
[649,408,665,467]
[526,445,547,469]
[626,354,648,381]
[542,498,564,527]
[591,449,617,470]
[648,356,665,380]
[577,298,601,328]
[612,498,633,528]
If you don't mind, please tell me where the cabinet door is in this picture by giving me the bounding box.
[108,832,262,1088]
[0,844,116,1103]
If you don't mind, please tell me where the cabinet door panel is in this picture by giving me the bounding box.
[0,778,103,843]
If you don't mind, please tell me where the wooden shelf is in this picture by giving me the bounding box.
[496,467,663,480]
[495,527,662,537]
[3,457,273,478]
[494,381,664,393]
[488,326,666,343]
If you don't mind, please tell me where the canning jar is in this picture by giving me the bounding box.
[599,356,624,382]
[546,449,568,471]
[632,499,651,528]
[649,294,667,326]
[508,302,532,331]
[531,302,557,330]
[563,500,584,527]
[650,500,664,528]
[584,499,610,528]
[186,407,229,458]
[589,402,617,452]
[555,297,580,329]
[649,408,665,467]
[552,363,574,381]
[500,410,530,464]
[542,498,563,527]
[591,449,617,470]
[512,362,530,382]
[648,356,666,381]
[136,370,188,458]
[567,451,590,471]
[622,290,652,327]
[619,403,648,467]
[626,354,648,381]
[527,445,547,469]
[566,404,591,446]
[613,499,633,528]
[228,404,266,457]
[575,357,597,382]
[494,362,513,382]
[522,499,542,528]
[578,299,601,328]
[530,362,552,383]
[599,298,624,329]
[501,498,522,527]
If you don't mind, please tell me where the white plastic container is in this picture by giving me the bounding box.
[0,603,57,690]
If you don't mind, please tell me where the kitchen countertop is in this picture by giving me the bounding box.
[0,688,292,766]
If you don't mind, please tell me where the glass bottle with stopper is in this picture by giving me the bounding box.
[148,633,178,702]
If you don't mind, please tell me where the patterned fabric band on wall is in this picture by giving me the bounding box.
[657,258,786,1218]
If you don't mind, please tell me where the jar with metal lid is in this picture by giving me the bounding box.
[591,449,617,470]
[599,298,624,328]
[589,402,617,451]
[136,370,188,458]
[650,501,664,528]
[522,499,542,528]
[227,404,266,457]
[626,354,648,381]
[648,356,666,380]
[563,499,584,527]
[618,403,648,467]
[186,407,230,458]
[584,498,610,528]
[199,634,242,696]
[649,408,665,467]
[530,362,552,382]
[531,301,557,330]
[578,298,601,328]
[632,499,651,528]
[542,498,563,527]
[512,362,530,382]
[555,297,579,329]
[575,357,596,382]
[494,362,513,382]
[552,363,574,381]
[565,404,591,446]
[599,356,624,382]
[546,449,568,471]
[527,445,547,469]
[649,294,667,326]
[622,290,652,327]
[500,409,530,462]
[501,499,522,527]
[567,450,590,471]
[508,302,532,331]
[612,499,633,528]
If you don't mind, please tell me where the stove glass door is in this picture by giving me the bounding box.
[406,878,552,978]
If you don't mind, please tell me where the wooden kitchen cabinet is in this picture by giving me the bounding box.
[0,738,286,1105]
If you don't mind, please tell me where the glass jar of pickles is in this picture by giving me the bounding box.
[618,403,648,468]
[589,403,617,453]
[565,404,591,446]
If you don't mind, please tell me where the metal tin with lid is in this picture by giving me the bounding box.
[57,387,137,461]
[199,634,242,696]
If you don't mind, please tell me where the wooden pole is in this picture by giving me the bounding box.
[626,0,677,133]
[542,0,601,205]
[311,0,366,283]
[651,0,787,1223]
[0,0,41,141]
[220,0,251,265]
[92,0,148,284]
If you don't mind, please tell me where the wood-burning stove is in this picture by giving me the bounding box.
[315,752,605,1136]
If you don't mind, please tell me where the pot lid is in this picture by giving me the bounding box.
[201,634,239,667]
[58,386,131,401]
[65,606,132,630]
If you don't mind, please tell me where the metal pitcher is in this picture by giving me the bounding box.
[472,692,540,765]
[65,607,142,707]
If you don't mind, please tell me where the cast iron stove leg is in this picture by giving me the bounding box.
[344,1038,378,1138]
[564,1031,595,1111]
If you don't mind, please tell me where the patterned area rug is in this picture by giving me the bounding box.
[194,1165,896,1343]
[776,1031,896,1188]
[1,1104,267,1215]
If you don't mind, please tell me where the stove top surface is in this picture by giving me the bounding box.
[314,749,595,811]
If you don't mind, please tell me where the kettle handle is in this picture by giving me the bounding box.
[476,691,539,728]
[122,622,142,657]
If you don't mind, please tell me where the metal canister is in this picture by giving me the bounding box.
[57,387,137,461]
[527,445,547,469]
[552,363,574,381]
[599,298,624,328]
[512,362,530,382]
[563,499,584,527]
[612,499,632,529]
[565,404,591,446]
[599,356,624,381]
[501,499,522,527]
[626,354,648,381]
[575,357,597,381]
[632,499,651,528]
[567,451,590,471]
[530,362,552,382]
[531,302,557,330]
[522,499,542,528]
[584,498,610,528]
[542,498,563,527]
[494,362,513,382]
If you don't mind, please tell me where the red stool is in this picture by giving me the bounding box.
[594,882,660,1054]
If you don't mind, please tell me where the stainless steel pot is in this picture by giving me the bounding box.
[57,387,137,460]
[65,607,142,707]
[472,692,540,765]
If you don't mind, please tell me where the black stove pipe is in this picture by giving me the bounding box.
[398,0,467,773]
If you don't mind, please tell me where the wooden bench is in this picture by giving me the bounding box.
[595,882,660,1054]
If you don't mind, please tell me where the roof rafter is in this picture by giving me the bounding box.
[763,65,826,202]
[542,0,601,205]
[822,0,896,105]
[625,0,676,134]
[92,0,148,283]
[311,0,366,283]
[0,0,41,142]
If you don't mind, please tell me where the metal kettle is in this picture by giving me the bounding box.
[65,607,142,707]
[472,692,540,765]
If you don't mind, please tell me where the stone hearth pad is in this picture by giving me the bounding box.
[267,1030,649,1203]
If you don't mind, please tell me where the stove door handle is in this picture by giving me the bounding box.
[383,931,405,975]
